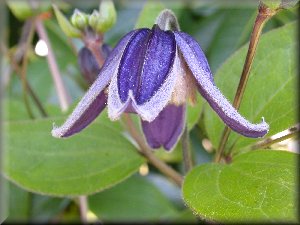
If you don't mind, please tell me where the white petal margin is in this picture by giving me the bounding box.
[51,31,136,138]
[133,48,184,122]
[174,32,269,137]
[107,72,131,121]
[108,48,183,122]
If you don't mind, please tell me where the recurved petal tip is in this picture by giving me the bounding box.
[175,31,269,138]
[51,123,61,138]
[51,91,107,138]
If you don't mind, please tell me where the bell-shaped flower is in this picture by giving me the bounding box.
[52,9,269,151]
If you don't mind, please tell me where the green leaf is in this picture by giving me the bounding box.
[4,99,30,121]
[6,181,30,222]
[135,1,165,29]
[0,175,8,223]
[187,94,204,131]
[154,140,183,163]
[206,9,255,73]
[6,0,34,20]
[6,181,70,223]
[183,150,298,223]
[89,175,179,222]
[4,113,145,196]
[30,195,70,222]
[204,22,297,152]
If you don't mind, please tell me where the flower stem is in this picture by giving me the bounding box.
[123,114,183,186]
[35,19,71,112]
[83,30,105,67]
[78,196,88,224]
[5,44,48,117]
[214,3,278,163]
[20,19,37,119]
[182,126,193,173]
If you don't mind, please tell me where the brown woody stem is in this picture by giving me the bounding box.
[123,114,183,186]
[182,126,193,173]
[214,3,279,163]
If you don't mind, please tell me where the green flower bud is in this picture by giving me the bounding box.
[71,9,89,30]
[98,0,117,31]
[52,4,82,38]
[88,10,100,31]
[88,0,117,33]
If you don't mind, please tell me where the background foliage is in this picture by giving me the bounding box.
[2,0,298,223]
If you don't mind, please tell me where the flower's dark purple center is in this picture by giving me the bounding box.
[117,25,176,105]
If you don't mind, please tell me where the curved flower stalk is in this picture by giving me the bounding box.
[52,9,269,151]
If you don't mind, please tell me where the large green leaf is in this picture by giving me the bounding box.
[183,150,298,223]
[89,175,182,222]
[204,22,297,152]
[4,113,145,196]
[206,8,255,73]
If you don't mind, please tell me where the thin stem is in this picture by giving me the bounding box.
[35,19,71,112]
[214,3,278,163]
[3,20,48,118]
[123,114,183,186]
[78,196,88,224]
[182,126,193,173]
[6,49,48,117]
[249,124,299,150]
[20,19,37,119]
[87,42,105,67]
[83,30,105,67]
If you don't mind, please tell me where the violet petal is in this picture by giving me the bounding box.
[136,25,176,105]
[174,31,269,138]
[117,28,151,102]
[52,30,136,138]
[108,26,181,122]
[142,104,186,151]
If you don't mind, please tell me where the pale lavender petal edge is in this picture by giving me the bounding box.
[174,32,269,138]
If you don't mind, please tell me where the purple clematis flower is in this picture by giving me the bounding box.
[52,10,269,151]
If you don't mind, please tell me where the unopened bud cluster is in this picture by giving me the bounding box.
[54,0,117,38]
